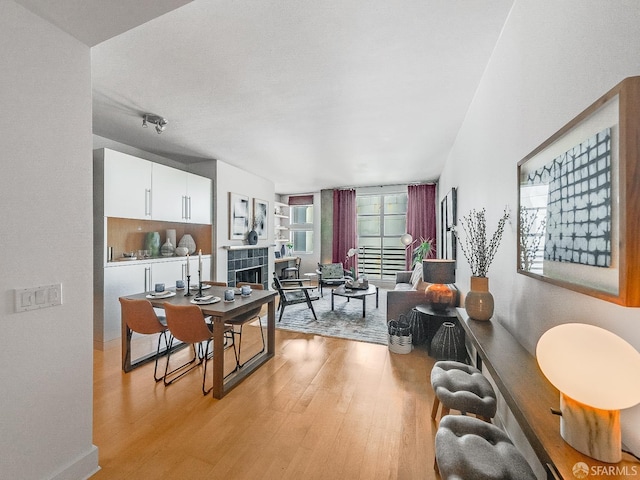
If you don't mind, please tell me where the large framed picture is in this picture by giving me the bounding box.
[517,76,640,307]
[229,192,249,240]
[440,188,457,260]
[253,198,268,239]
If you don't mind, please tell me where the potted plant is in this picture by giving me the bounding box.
[411,238,434,267]
[454,208,509,321]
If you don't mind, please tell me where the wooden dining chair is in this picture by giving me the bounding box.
[163,303,236,395]
[226,282,265,369]
[119,297,169,381]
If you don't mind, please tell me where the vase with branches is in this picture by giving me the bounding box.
[454,208,509,321]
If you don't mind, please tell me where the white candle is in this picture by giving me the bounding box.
[186,253,190,276]
[198,249,202,273]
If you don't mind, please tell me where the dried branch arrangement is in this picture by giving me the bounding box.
[455,208,509,277]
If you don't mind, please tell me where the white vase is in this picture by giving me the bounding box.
[166,229,176,248]
[161,238,174,257]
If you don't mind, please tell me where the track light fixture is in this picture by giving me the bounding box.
[142,114,168,134]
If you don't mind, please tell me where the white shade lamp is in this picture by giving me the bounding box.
[536,323,640,463]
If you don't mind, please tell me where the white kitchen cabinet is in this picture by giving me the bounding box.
[98,148,211,223]
[152,163,186,222]
[101,262,147,344]
[186,173,212,224]
[102,149,152,219]
[153,165,212,223]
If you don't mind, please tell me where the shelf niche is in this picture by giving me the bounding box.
[107,217,212,260]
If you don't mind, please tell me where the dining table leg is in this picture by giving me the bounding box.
[267,298,275,355]
[212,316,225,399]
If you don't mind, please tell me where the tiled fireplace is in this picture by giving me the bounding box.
[226,247,269,288]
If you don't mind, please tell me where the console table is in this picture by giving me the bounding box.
[457,308,638,479]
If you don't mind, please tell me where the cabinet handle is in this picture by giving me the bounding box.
[145,189,152,217]
[144,267,151,292]
[187,196,192,220]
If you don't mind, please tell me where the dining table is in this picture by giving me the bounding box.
[121,285,277,399]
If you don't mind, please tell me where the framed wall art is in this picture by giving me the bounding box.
[517,76,640,307]
[229,192,249,240]
[440,187,457,260]
[253,198,268,239]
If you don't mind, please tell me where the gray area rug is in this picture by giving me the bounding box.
[274,286,389,345]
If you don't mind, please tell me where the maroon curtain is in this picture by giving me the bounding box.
[332,189,357,273]
[405,184,437,269]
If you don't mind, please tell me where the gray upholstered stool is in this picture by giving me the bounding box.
[430,360,497,422]
[435,415,536,480]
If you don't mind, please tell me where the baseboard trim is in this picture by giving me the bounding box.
[50,444,99,480]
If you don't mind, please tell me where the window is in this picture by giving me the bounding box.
[357,192,407,279]
[290,204,313,253]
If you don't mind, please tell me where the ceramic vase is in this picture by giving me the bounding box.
[161,238,175,257]
[144,232,160,257]
[178,234,196,254]
[464,276,494,321]
[166,229,177,248]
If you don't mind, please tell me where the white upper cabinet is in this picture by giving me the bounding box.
[186,173,212,224]
[152,163,212,223]
[152,163,186,222]
[100,148,211,224]
[103,149,152,219]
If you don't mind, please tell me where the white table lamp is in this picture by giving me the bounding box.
[536,323,640,463]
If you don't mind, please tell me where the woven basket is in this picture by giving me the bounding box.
[388,333,412,354]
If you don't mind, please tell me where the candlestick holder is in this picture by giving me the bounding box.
[197,270,203,298]
[184,275,193,296]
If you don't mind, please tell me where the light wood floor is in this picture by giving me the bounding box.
[92,325,439,479]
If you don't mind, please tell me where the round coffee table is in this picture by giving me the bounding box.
[331,284,379,317]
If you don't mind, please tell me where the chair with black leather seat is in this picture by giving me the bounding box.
[119,297,170,381]
[163,302,236,395]
[226,282,265,369]
[272,272,319,322]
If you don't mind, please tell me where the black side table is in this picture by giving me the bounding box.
[414,304,459,355]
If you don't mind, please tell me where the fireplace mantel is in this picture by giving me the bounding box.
[222,244,275,251]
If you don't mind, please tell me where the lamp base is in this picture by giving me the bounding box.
[425,283,455,311]
[559,393,621,463]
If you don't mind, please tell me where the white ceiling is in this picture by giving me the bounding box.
[18,0,513,194]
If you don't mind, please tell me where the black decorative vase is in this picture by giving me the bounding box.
[247,229,258,245]
[407,308,427,345]
[430,321,468,363]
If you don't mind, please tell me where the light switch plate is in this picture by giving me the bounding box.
[14,284,62,312]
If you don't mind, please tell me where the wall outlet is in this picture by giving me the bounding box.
[14,284,62,313]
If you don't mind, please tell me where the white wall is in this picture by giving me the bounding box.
[439,0,640,454]
[0,2,98,479]
[206,161,276,283]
